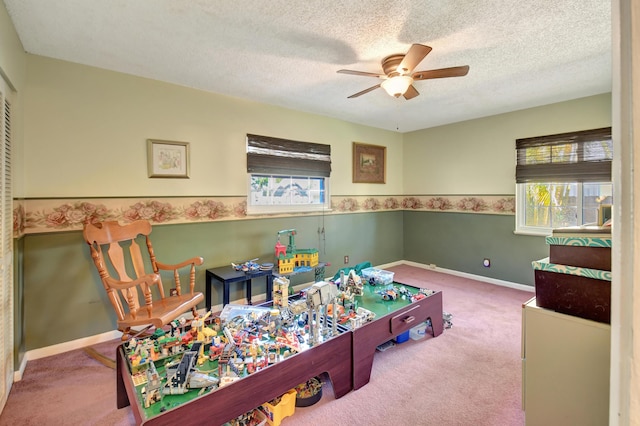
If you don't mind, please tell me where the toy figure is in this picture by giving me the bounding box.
[209,340,223,361]
[191,311,217,342]
[305,281,338,344]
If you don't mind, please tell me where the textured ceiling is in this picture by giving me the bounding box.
[3,0,611,132]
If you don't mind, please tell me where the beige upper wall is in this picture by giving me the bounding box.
[0,1,26,197]
[403,93,612,195]
[22,52,613,200]
[23,55,403,199]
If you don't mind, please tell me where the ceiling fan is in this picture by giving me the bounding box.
[337,44,469,100]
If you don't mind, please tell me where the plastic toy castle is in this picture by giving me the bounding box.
[274,229,318,274]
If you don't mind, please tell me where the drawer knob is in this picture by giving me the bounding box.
[403,316,416,324]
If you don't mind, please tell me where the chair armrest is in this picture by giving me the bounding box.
[104,273,161,291]
[154,256,203,297]
[155,256,204,271]
[104,273,162,321]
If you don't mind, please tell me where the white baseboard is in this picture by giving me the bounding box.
[376,260,406,270]
[14,355,27,382]
[16,280,320,380]
[15,260,531,381]
[400,260,535,293]
[14,329,122,382]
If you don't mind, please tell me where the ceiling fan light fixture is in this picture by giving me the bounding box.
[381,75,413,97]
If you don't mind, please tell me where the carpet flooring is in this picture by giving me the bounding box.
[0,264,533,425]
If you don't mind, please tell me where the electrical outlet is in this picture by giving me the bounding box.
[344,255,349,264]
[483,258,491,267]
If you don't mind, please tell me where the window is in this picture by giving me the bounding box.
[515,127,613,235]
[246,134,331,214]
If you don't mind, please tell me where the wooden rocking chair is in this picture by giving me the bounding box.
[83,220,204,341]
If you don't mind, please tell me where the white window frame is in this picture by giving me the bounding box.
[247,174,330,215]
[515,181,612,236]
[246,134,331,215]
[515,127,612,236]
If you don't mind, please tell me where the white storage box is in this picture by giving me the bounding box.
[361,268,394,285]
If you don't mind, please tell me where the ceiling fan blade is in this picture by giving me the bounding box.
[347,84,381,98]
[397,44,432,74]
[412,65,470,80]
[337,69,385,79]
[403,85,420,100]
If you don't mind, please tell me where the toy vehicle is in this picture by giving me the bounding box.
[378,289,397,301]
[163,343,219,395]
[231,259,261,272]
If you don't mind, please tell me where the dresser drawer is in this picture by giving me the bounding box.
[389,304,423,335]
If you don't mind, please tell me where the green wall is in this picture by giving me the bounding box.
[26,208,549,351]
[23,211,403,350]
[403,211,548,286]
[12,238,24,363]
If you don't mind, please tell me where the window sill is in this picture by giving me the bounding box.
[513,229,551,237]
[246,207,333,216]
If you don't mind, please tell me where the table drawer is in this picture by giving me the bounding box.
[389,304,422,335]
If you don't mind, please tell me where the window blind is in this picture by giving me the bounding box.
[515,127,612,183]
[246,134,331,177]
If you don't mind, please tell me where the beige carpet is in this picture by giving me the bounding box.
[0,265,532,425]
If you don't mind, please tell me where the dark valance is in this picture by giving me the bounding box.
[515,127,612,183]
[246,134,331,177]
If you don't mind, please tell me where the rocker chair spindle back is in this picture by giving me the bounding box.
[83,220,204,340]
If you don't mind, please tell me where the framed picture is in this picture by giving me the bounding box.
[147,139,190,178]
[353,142,386,184]
[598,204,612,226]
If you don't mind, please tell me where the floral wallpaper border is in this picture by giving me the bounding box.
[13,195,515,236]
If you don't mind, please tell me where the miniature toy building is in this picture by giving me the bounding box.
[141,361,162,408]
[272,276,290,309]
[274,229,318,274]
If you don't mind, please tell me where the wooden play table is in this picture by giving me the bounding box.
[349,282,444,389]
[116,329,352,425]
[115,280,443,424]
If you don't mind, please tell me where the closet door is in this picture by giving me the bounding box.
[0,76,14,412]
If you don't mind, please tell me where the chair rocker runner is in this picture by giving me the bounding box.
[83,220,204,340]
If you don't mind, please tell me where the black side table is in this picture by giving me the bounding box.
[205,266,274,310]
